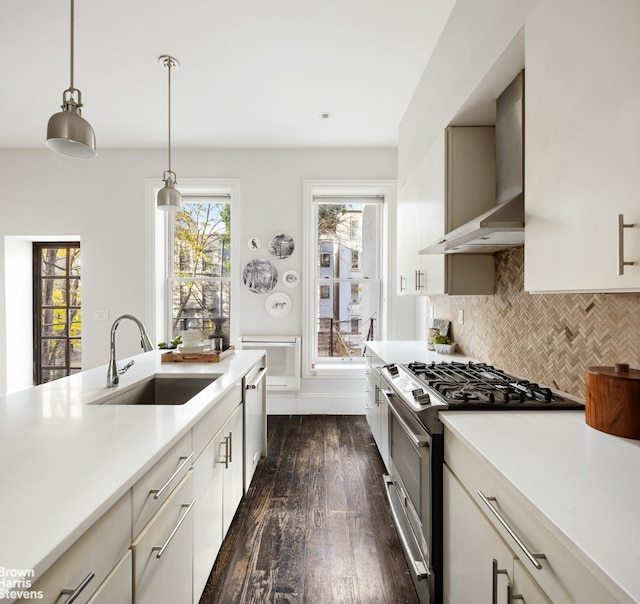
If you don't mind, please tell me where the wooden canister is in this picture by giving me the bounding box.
[585,364,640,439]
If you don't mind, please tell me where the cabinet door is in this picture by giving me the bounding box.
[244,364,266,491]
[525,0,640,292]
[443,465,513,604]
[222,404,244,536]
[87,550,132,604]
[513,560,552,604]
[131,471,195,604]
[193,429,225,601]
[396,133,446,296]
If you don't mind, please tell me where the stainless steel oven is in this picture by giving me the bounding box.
[379,360,584,604]
[382,385,442,604]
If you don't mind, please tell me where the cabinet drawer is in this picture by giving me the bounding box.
[132,432,192,538]
[20,492,131,604]
[192,383,242,460]
[131,471,194,604]
[445,429,615,603]
[87,550,132,604]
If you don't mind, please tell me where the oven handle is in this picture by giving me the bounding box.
[384,475,430,581]
[383,389,430,448]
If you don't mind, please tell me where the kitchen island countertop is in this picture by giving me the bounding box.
[0,348,264,584]
[366,340,640,602]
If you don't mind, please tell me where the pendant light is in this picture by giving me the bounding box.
[46,0,96,158]
[157,55,182,211]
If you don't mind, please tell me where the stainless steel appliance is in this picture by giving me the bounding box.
[380,361,584,604]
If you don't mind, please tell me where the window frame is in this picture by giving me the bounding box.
[32,241,81,384]
[302,180,395,378]
[146,179,240,348]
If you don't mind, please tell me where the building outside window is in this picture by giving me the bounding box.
[311,198,381,366]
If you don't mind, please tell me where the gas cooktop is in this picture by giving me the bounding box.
[384,361,584,411]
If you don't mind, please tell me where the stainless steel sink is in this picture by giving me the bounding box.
[94,376,218,405]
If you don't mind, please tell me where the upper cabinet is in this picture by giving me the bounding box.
[397,127,496,296]
[524,0,640,292]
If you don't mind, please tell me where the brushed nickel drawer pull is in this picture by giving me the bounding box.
[152,498,196,558]
[150,452,194,500]
[60,571,95,603]
[246,367,266,389]
[617,213,635,275]
[479,491,546,570]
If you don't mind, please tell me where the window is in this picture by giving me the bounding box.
[33,243,81,384]
[303,181,393,376]
[168,196,231,342]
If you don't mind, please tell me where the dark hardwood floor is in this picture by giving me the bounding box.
[199,414,419,604]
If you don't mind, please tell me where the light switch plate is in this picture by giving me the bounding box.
[458,309,464,325]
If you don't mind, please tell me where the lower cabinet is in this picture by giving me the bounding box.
[193,402,244,602]
[443,464,549,603]
[131,470,195,604]
[87,550,132,604]
[443,429,617,603]
[19,492,132,604]
[364,354,389,468]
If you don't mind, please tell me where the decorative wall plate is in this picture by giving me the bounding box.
[268,233,295,259]
[282,269,300,288]
[242,258,278,293]
[265,292,292,318]
[247,237,261,251]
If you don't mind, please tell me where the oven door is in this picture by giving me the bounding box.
[382,386,436,604]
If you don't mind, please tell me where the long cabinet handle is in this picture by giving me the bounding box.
[60,571,95,603]
[219,435,230,469]
[152,498,196,559]
[415,269,425,291]
[384,476,430,581]
[617,213,636,275]
[479,491,546,570]
[150,452,194,500]
[246,366,267,389]
[400,275,406,292]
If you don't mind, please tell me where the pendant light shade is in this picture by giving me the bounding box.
[46,0,96,158]
[157,55,182,211]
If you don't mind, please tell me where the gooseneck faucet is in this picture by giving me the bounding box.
[107,314,154,387]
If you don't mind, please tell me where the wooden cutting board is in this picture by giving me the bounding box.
[161,346,235,363]
[585,363,640,439]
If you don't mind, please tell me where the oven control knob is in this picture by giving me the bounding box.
[388,364,399,376]
[413,389,430,404]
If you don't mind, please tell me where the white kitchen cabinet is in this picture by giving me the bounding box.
[524,0,640,292]
[364,349,389,468]
[193,400,245,602]
[397,127,496,296]
[87,550,132,604]
[444,426,616,603]
[19,492,132,604]
[131,470,195,604]
[244,362,267,491]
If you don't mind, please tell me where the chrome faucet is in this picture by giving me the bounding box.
[107,314,154,387]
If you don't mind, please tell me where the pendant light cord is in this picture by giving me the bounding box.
[69,0,75,92]
[167,58,172,175]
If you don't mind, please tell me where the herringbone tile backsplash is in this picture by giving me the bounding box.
[428,248,640,399]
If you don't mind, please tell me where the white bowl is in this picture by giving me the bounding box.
[434,342,457,354]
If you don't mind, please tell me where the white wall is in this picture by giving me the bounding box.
[0,147,395,396]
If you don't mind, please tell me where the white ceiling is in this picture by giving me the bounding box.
[0,0,457,150]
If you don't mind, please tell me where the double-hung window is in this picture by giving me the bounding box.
[168,195,231,341]
[303,181,393,377]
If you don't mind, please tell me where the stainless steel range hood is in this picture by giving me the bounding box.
[421,71,524,255]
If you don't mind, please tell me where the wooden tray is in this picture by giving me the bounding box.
[161,346,235,363]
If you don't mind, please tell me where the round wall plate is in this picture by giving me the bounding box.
[268,233,295,259]
[282,269,300,288]
[265,292,292,318]
[243,258,278,293]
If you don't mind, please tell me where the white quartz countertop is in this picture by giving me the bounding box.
[0,348,264,582]
[365,339,475,365]
[366,341,639,602]
[440,411,640,602]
